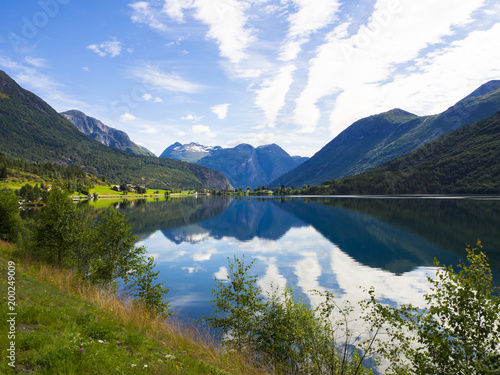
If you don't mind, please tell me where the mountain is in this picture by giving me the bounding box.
[0,70,232,190]
[61,109,155,157]
[272,81,500,187]
[160,142,222,163]
[160,142,308,188]
[305,110,500,194]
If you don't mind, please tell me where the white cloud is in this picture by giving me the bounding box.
[135,0,255,64]
[294,0,488,134]
[192,0,256,64]
[162,0,194,23]
[180,114,203,121]
[326,22,500,136]
[255,64,296,126]
[142,93,163,102]
[130,64,203,94]
[191,124,216,137]
[82,66,90,72]
[87,38,122,57]
[120,113,137,122]
[140,126,159,133]
[211,103,229,119]
[277,0,340,62]
[130,1,168,31]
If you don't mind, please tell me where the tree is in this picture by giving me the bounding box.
[0,189,21,243]
[0,166,8,179]
[88,208,146,285]
[254,286,330,374]
[128,256,171,317]
[367,241,500,374]
[35,186,81,266]
[205,255,265,352]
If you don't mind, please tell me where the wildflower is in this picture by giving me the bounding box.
[165,355,175,360]
[144,365,148,368]
[131,364,137,368]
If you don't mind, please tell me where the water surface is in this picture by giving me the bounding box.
[90,195,500,321]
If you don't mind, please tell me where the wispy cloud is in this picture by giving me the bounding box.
[87,38,123,57]
[294,0,489,134]
[211,103,229,119]
[130,64,203,94]
[24,56,47,68]
[255,64,296,126]
[135,0,255,64]
[0,57,87,110]
[192,0,256,64]
[130,1,168,31]
[280,0,340,61]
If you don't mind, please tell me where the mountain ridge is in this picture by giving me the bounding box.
[272,80,500,187]
[160,142,308,188]
[61,109,155,157]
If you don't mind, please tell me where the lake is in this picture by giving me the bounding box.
[86,195,500,322]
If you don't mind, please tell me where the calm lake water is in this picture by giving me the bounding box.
[86,195,500,322]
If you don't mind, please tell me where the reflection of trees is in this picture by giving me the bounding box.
[119,197,233,238]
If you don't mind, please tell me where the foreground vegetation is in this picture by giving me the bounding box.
[204,246,500,374]
[0,241,262,374]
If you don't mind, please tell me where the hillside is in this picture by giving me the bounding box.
[307,111,500,194]
[61,110,155,157]
[273,81,500,187]
[0,71,232,190]
[161,142,307,188]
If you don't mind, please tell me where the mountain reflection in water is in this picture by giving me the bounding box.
[91,196,500,321]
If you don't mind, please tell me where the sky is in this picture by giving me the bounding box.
[1,0,500,157]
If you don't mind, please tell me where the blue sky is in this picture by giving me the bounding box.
[1,0,499,157]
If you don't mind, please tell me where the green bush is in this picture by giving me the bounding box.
[0,189,21,242]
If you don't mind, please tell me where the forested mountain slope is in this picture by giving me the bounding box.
[0,71,232,190]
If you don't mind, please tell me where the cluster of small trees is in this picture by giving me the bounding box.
[0,186,170,316]
[206,245,500,374]
[0,153,95,190]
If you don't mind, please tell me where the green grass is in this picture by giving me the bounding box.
[0,242,263,374]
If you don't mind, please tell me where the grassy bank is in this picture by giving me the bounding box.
[0,241,263,374]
